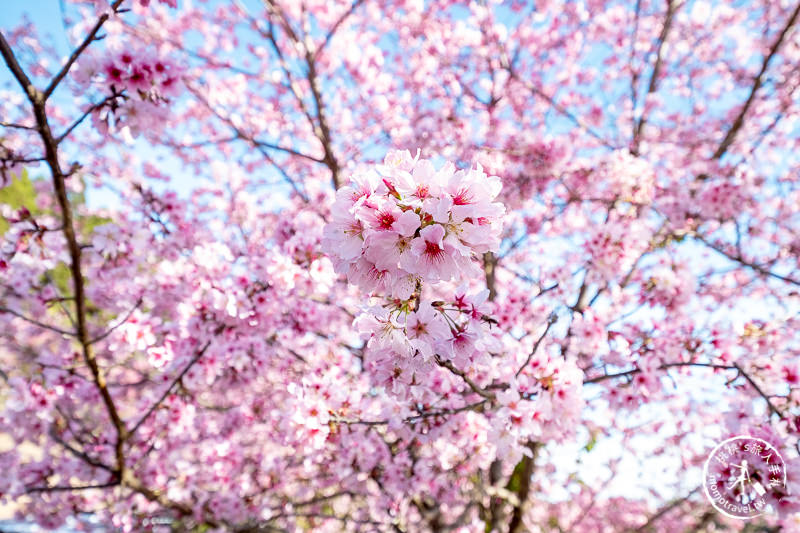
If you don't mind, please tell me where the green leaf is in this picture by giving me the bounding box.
[81,214,111,237]
[47,263,72,296]
[584,433,598,452]
[0,169,38,234]
[506,457,528,494]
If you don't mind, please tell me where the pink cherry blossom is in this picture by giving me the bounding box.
[404,302,451,359]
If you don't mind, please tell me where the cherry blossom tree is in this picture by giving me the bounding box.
[1,0,799,531]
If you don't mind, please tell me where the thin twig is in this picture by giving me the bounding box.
[57,95,119,143]
[506,441,540,533]
[694,234,800,286]
[734,363,784,418]
[313,0,365,62]
[516,312,557,377]
[43,0,127,100]
[584,361,735,384]
[50,429,114,472]
[631,0,676,155]
[0,28,129,475]
[0,306,75,336]
[0,121,35,130]
[632,487,699,532]
[27,480,119,493]
[90,297,142,344]
[335,399,489,426]
[434,354,495,400]
[712,1,800,159]
[128,338,215,438]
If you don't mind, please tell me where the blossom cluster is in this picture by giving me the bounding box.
[697,179,748,221]
[584,214,650,282]
[356,288,497,391]
[597,149,656,205]
[99,49,183,100]
[322,150,505,300]
[492,356,584,457]
[323,152,511,413]
[74,48,183,137]
[322,153,581,467]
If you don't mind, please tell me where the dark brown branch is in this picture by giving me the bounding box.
[0,306,75,336]
[303,47,340,189]
[516,313,557,377]
[734,363,784,419]
[584,361,735,384]
[502,58,617,149]
[483,252,497,301]
[57,94,120,143]
[27,480,119,493]
[268,490,354,511]
[506,441,540,533]
[260,21,318,129]
[585,361,784,418]
[632,487,699,532]
[184,85,323,165]
[631,0,676,155]
[0,121,35,130]
[712,1,800,159]
[123,475,222,529]
[0,33,36,100]
[185,84,311,201]
[434,354,496,400]
[1,156,47,165]
[628,0,643,136]
[253,139,325,163]
[128,338,215,438]
[313,0,366,62]
[0,28,128,475]
[263,0,341,189]
[694,234,800,286]
[43,0,126,100]
[165,135,238,149]
[250,141,312,202]
[335,399,488,426]
[50,429,114,472]
[89,297,142,344]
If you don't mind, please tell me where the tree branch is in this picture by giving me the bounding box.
[56,94,120,144]
[632,487,698,532]
[502,59,617,150]
[0,28,129,476]
[734,363,784,419]
[27,480,119,493]
[631,0,676,155]
[334,399,489,427]
[313,0,365,62]
[128,338,215,439]
[506,441,540,533]
[434,354,496,400]
[516,312,557,377]
[584,361,735,384]
[712,1,800,159]
[43,0,127,100]
[90,297,142,344]
[0,306,75,337]
[263,0,341,188]
[693,234,800,286]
